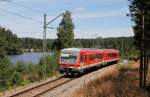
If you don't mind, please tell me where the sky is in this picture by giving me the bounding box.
[0,0,134,39]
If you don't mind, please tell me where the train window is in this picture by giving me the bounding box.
[92,54,95,60]
[93,54,96,61]
[95,54,99,59]
[96,54,103,59]
[100,54,103,59]
[108,53,111,57]
[93,54,103,60]
[87,53,103,61]
[89,54,93,61]
[61,54,77,64]
[108,53,117,57]
[89,55,92,60]
[85,55,87,61]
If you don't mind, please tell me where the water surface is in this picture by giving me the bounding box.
[8,52,52,64]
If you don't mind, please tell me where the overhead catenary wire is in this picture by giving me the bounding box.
[0,1,57,19]
[0,0,64,21]
[0,8,43,23]
[7,1,45,14]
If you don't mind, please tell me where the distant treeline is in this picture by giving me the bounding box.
[77,37,139,58]
[0,26,138,58]
[19,38,54,52]
[0,26,22,57]
[20,37,138,57]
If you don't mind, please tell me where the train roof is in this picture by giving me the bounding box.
[61,48,119,53]
[102,49,119,53]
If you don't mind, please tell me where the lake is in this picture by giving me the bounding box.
[8,52,52,64]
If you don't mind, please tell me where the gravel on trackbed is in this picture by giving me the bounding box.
[40,64,117,97]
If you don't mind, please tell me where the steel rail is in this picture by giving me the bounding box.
[9,75,72,97]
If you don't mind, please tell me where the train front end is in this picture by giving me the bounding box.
[59,48,80,75]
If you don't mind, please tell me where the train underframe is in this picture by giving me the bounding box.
[59,67,83,76]
[59,60,118,76]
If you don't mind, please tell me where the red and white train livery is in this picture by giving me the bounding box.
[59,48,120,75]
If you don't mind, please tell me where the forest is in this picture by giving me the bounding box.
[0,26,138,58]
[0,26,22,57]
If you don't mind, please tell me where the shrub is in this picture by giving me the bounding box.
[27,63,40,82]
[0,57,14,90]
[38,54,58,78]
[11,71,22,86]
[15,61,28,74]
[116,62,133,72]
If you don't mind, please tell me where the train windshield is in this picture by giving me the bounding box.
[60,53,78,64]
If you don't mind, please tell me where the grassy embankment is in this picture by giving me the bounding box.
[72,61,150,97]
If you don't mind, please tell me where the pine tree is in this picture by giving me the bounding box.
[129,0,150,87]
[55,11,76,50]
[129,0,150,50]
[0,26,22,56]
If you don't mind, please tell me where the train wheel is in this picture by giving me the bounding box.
[65,72,73,77]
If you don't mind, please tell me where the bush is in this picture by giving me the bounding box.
[15,61,28,74]
[116,62,133,72]
[11,71,22,85]
[27,63,40,82]
[19,80,30,86]
[38,54,58,78]
[0,57,14,90]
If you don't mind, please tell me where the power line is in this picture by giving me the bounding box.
[1,1,59,20]
[0,8,43,23]
[1,0,63,20]
[9,2,45,14]
[0,0,44,14]
[1,2,60,21]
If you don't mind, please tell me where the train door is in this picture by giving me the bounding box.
[101,53,105,65]
[85,54,88,66]
[80,53,86,68]
[103,52,107,63]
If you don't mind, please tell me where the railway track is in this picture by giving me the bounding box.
[8,62,122,97]
[9,76,74,97]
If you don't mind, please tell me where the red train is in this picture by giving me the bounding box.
[59,48,120,76]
